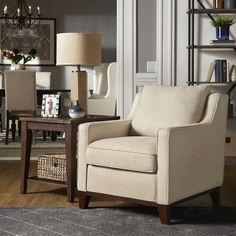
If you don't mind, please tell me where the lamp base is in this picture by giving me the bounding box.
[71,71,87,112]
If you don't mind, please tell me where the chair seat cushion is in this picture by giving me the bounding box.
[86,136,157,173]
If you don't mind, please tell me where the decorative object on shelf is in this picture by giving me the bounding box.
[56,33,101,112]
[213,0,225,8]
[69,100,85,118]
[229,65,236,81]
[1,48,36,70]
[224,0,236,9]
[3,0,41,29]
[41,94,60,118]
[205,61,216,82]
[211,16,235,40]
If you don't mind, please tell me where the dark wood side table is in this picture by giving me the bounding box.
[20,115,120,202]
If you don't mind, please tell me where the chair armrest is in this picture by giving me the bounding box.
[79,119,132,145]
[157,122,226,205]
[157,93,228,205]
[77,119,132,191]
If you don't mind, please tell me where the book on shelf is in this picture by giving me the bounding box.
[222,60,227,82]
[214,59,228,83]
[206,61,215,82]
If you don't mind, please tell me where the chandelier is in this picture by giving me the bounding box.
[3,0,41,30]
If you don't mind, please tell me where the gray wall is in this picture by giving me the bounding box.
[0,0,116,89]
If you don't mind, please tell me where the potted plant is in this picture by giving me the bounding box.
[211,16,235,40]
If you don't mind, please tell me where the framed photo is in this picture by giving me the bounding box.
[41,94,60,118]
[0,18,56,66]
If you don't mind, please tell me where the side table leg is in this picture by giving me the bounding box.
[20,121,32,194]
[65,125,77,202]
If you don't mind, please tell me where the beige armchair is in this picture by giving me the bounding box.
[77,85,228,224]
[88,62,117,116]
[91,63,109,96]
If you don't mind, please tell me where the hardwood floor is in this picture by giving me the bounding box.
[0,161,129,208]
[0,160,236,208]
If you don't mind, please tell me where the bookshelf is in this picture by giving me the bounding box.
[187,0,236,84]
[187,0,236,156]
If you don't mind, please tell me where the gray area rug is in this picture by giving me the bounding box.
[0,207,236,236]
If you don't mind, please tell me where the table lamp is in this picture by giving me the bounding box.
[56,33,101,112]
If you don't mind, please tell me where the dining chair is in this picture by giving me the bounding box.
[4,70,37,144]
[0,71,3,132]
[36,71,52,140]
[36,72,51,89]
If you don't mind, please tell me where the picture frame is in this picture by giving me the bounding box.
[41,94,60,118]
[0,18,56,66]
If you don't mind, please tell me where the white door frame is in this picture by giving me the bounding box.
[117,0,176,118]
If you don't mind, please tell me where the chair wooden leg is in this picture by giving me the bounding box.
[79,191,91,209]
[210,187,220,206]
[11,119,16,141]
[0,114,2,133]
[157,204,171,224]
[43,131,47,141]
[51,131,57,141]
[18,120,21,136]
[5,115,9,145]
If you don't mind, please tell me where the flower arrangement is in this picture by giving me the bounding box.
[1,48,37,64]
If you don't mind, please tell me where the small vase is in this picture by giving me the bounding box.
[69,100,85,118]
[216,26,230,40]
[10,64,26,70]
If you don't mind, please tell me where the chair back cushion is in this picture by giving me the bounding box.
[36,72,51,89]
[5,70,37,111]
[93,63,109,96]
[131,85,211,136]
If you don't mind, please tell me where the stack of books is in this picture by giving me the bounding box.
[206,59,229,82]
[214,59,227,82]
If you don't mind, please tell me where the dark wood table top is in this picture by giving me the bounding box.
[0,88,70,97]
[20,115,120,125]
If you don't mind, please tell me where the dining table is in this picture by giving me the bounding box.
[0,88,71,98]
[0,88,71,131]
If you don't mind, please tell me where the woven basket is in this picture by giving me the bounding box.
[37,153,67,182]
